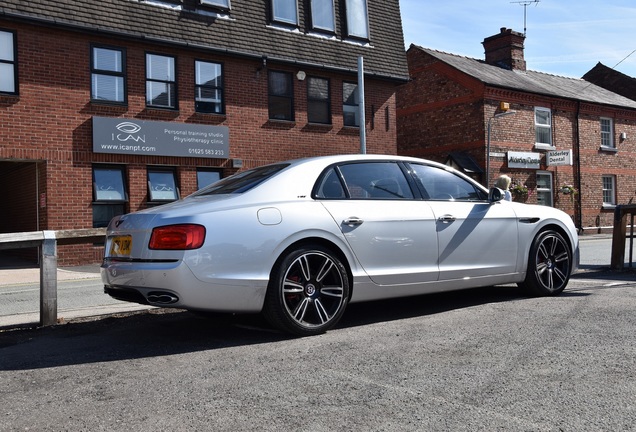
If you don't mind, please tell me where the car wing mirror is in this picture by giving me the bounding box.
[488,187,504,203]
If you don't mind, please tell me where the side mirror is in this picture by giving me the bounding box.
[488,187,504,203]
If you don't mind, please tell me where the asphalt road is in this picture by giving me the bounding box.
[1,237,635,431]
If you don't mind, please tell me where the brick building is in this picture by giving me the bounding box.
[0,0,408,264]
[397,27,636,233]
[583,62,636,102]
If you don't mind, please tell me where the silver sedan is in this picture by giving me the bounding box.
[101,155,579,336]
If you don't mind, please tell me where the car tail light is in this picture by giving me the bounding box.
[149,224,206,250]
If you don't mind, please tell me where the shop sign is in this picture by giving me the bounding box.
[92,116,229,159]
[546,149,573,166]
[507,151,540,169]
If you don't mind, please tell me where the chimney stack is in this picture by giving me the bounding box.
[482,27,526,71]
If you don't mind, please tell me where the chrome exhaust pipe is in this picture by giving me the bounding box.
[147,291,179,305]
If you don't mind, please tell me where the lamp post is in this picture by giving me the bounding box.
[486,110,516,187]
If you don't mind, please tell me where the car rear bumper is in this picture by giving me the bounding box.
[100,259,268,313]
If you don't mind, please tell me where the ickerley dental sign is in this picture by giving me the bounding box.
[546,149,573,166]
[92,116,229,159]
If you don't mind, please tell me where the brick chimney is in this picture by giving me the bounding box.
[482,27,526,71]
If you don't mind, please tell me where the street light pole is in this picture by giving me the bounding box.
[486,110,516,187]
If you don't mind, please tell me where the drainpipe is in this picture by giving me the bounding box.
[358,56,366,154]
[575,102,582,231]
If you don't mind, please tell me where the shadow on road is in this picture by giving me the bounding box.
[0,284,589,371]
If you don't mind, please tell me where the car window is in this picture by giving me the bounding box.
[409,163,485,201]
[319,162,414,200]
[315,168,347,199]
[193,163,289,195]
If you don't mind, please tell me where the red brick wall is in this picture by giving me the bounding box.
[398,47,636,233]
[0,21,400,265]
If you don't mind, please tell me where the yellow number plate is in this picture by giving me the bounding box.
[110,235,132,257]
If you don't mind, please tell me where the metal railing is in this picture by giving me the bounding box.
[610,205,636,270]
[0,228,106,326]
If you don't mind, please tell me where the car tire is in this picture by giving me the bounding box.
[263,244,350,336]
[519,229,572,296]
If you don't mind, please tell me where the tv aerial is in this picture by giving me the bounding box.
[511,0,540,36]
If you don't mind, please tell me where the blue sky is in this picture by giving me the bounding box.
[399,0,636,79]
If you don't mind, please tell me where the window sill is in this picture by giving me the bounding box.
[602,204,617,211]
[534,144,555,151]
[145,106,179,111]
[599,146,618,153]
[194,111,226,118]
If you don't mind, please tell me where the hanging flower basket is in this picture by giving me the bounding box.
[511,183,528,197]
[561,185,578,196]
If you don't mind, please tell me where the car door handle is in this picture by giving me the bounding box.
[438,215,456,223]
[343,217,364,226]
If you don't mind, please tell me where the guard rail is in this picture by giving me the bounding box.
[0,228,106,326]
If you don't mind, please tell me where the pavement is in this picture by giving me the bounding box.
[0,233,634,329]
[0,255,153,327]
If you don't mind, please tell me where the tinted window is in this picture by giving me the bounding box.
[194,164,289,195]
[316,162,413,200]
[410,164,485,201]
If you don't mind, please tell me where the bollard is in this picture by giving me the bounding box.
[40,230,58,326]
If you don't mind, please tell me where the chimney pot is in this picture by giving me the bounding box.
[483,28,526,71]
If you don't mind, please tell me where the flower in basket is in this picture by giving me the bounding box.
[511,183,528,196]
[561,184,578,195]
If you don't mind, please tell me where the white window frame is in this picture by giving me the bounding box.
[272,0,298,25]
[536,171,553,207]
[344,0,369,40]
[534,107,553,149]
[600,117,615,149]
[602,175,616,207]
[0,29,17,94]
[311,0,335,32]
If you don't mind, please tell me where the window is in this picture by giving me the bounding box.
[148,168,179,202]
[92,165,127,228]
[602,175,616,206]
[343,82,359,127]
[271,0,298,25]
[268,71,294,121]
[194,164,289,195]
[307,76,330,124]
[344,0,369,39]
[535,107,552,147]
[0,29,17,94]
[146,53,177,109]
[196,169,222,189]
[91,45,126,103]
[311,0,335,32]
[409,164,486,201]
[195,60,223,114]
[200,0,230,9]
[536,172,553,207]
[316,162,413,200]
[600,117,614,149]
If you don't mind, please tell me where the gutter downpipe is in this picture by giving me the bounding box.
[575,101,582,231]
[358,56,366,154]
